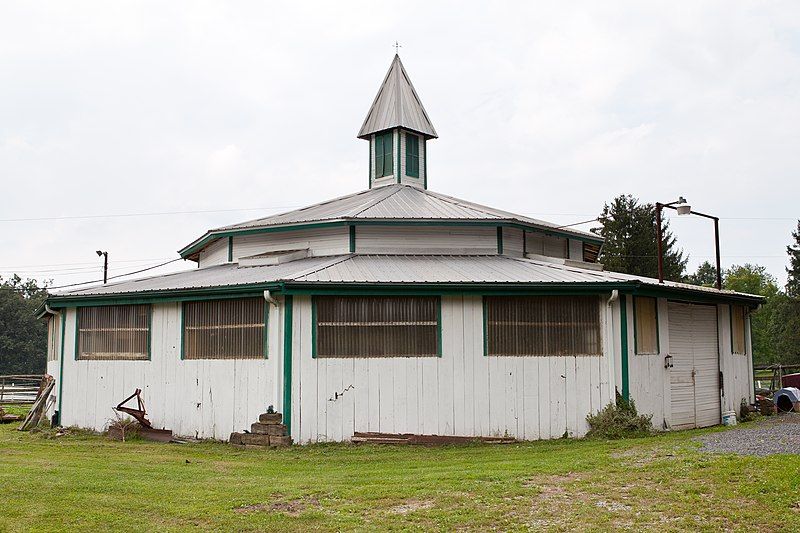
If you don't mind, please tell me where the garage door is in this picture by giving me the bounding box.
[668,302,720,429]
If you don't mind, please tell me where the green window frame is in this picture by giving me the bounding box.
[312,295,441,358]
[406,133,420,177]
[374,132,394,178]
[181,297,268,360]
[75,304,151,361]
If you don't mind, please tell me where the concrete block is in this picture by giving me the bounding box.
[259,413,283,424]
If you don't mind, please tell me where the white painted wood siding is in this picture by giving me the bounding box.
[198,238,229,267]
[355,226,497,255]
[56,303,282,440]
[233,227,350,260]
[291,295,613,443]
[718,304,754,413]
[503,228,525,258]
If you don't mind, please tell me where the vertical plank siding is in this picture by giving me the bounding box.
[293,295,613,443]
[50,294,754,442]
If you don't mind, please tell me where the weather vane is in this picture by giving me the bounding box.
[393,41,402,54]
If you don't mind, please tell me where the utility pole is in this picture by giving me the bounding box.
[96,250,108,284]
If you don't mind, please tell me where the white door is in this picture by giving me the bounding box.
[668,302,720,429]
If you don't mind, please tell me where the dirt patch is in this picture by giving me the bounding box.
[234,496,320,516]
[387,499,435,515]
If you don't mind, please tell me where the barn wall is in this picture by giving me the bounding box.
[355,226,497,255]
[290,295,614,443]
[233,227,350,260]
[56,302,282,440]
[503,228,525,258]
[718,304,754,413]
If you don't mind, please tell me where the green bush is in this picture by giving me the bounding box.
[586,390,653,439]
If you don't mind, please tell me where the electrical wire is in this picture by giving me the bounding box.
[46,258,185,290]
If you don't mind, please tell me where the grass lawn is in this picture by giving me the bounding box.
[1,409,798,532]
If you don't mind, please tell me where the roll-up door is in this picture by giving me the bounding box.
[668,302,720,429]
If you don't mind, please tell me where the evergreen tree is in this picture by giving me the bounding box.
[787,220,800,297]
[686,261,717,287]
[593,195,688,281]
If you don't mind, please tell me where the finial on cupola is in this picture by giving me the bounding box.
[358,50,437,190]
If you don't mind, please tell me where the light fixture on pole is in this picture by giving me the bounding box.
[655,198,722,290]
[96,250,108,284]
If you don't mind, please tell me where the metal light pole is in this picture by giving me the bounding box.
[96,250,108,284]
[655,198,722,290]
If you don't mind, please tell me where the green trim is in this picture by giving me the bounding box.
[496,227,504,255]
[180,303,185,360]
[620,294,629,400]
[482,297,488,357]
[49,285,281,308]
[632,296,659,355]
[436,297,443,357]
[311,296,317,359]
[368,135,373,189]
[227,236,233,262]
[284,282,629,296]
[56,310,67,421]
[282,295,294,436]
[423,138,427,189]
[349,225,356,253]
[179,220,604,259]
[406,132,420,178]
[522,230,527,256]
[396,129,401,184]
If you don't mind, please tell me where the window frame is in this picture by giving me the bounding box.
[633,296,660,355]
[730,304,747,355]
[374,131,394,178]
[405,132,420,177]
[75,304,152,361]
[47,314,60,362]
[180,297,268,361]
[482,295,603,357]
[311,295,442,359]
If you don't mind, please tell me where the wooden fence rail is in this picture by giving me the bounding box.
[0,375,45,405]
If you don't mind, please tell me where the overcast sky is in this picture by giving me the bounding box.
[1,1,799,290]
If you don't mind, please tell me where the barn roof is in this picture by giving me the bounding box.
[179,184,602,258]
[358,54,437,139]
[49,254,762,304]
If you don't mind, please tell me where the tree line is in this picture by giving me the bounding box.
[594,195,800,365]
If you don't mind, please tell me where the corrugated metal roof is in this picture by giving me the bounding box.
[357,55,437,139]
[53,254,761,302]
[214,184,596,239]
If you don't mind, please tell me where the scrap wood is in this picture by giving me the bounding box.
[17,375,55,431]
[0,406,23,424]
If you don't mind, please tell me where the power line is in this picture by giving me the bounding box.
[47,258,185,290]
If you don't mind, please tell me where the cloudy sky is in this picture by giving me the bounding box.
[1,1,799,290]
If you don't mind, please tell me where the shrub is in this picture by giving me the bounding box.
[586,390,653,439]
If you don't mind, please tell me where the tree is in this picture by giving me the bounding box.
[593,195,688,281]
[787,220,800,297]
[721,264,780,365]
[686,260,717,287]
[0,275,50,375]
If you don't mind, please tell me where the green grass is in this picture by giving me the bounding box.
[0,418,798,532]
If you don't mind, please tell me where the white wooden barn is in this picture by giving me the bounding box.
[40,55,762,443]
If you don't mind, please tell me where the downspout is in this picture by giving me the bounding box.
[606,291,619,406]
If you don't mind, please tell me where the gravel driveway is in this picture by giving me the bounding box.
[697,412,800,456]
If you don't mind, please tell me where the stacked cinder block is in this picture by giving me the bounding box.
[229,412,292,448]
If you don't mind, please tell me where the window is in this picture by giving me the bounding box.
[406,133,419,177]
[634,296,659,354]
[731,305,747,354]
[374,131,394,177]
[47,314,60,362]
[314,296,439,358]
[583,242,601,263]
[485,296,601,356]
[77,305,150,360]
[183,298,266,360]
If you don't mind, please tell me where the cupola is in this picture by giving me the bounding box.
[358,55,437,189]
